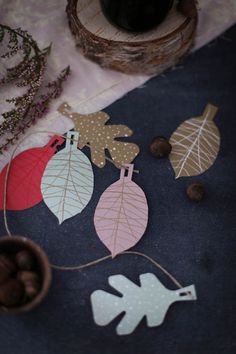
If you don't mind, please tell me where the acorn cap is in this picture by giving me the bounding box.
[25,282,40,300]
[0,254,17,273]
[17,270,40,284]
[15,250,35,270]
[0,254,17,284]
[0,236,51,314]
[0,279,24,307]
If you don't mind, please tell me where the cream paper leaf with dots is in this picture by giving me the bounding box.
[91,273,197,335]
[58,102,139,168]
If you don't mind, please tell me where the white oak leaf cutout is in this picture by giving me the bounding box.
[41,131,94,224]
[94,164,148,257]
[91,273,197,335]
[169,104,220,178]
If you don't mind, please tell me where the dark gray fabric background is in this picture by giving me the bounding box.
[0,25,236,354]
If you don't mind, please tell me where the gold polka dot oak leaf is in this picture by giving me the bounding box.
[58,102,140,168]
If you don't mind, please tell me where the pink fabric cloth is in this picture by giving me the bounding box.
[1,0,236,170]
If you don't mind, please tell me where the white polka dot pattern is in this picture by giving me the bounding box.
[91,273,197,335]
[58,103,140,168]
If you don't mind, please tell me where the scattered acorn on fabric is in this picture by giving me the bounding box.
[149,137,205,203]
[149,137,172,158]
[186,183,205,202]
[0,250,41,307]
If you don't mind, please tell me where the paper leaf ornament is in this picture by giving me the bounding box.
[58,102,139,168]
[41,131,94,224]
[94,164,148,257]
[0,136,64,210]
[169,104,220,178]
[91,273,197,335]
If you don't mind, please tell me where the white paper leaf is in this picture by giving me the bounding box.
[91,273,197,335]
[169,104,220,178]
[41,131,94,224]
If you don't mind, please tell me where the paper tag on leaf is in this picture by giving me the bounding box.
[94,164,148,257]
[58,102,139,168]
[41,131,94,224]
[169,104,220,178]
[91,273,197,335]
[0,135,64,210]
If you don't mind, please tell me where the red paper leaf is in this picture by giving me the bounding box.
[0,135,64,210]
[94,164,148,257]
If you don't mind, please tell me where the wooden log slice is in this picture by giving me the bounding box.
[66,0,198,75]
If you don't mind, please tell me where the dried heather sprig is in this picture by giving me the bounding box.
[0,24,70,153]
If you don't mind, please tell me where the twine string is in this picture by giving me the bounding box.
[3,130,139,236]
[51,251,183,288]
[3,131,183,289]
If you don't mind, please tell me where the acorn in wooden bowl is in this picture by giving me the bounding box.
[0,236,51,314]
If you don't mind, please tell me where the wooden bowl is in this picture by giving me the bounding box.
[66,0,198,75]
[0,236,51,314]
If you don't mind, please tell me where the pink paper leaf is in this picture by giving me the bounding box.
[0,135,64,210]
[94,164,148,257]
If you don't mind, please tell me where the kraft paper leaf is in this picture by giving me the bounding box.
[0,136,64,210]
[91,273,197,335]
[58,102,139,168]
[94,164,148,257]
[41,131,94,224]
[169,104,220,178]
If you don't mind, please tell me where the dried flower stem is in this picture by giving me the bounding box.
[0,24,70,154]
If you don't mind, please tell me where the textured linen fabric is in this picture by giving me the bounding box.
[0,0,236,170]
[0,24,235,354]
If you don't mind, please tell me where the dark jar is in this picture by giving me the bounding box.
[100,0,174,32]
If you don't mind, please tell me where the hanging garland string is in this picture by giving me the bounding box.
[2,130,139,235]
[51,251,183,289]
[2,131,183,290]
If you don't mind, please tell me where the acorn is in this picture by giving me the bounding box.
[17,271,40,300]
[186,182,205,202]
[0,254,17,284]
[15,250,35,270]
[177,0,197,18]
[149,136,172,158]
[0,279,24,307]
